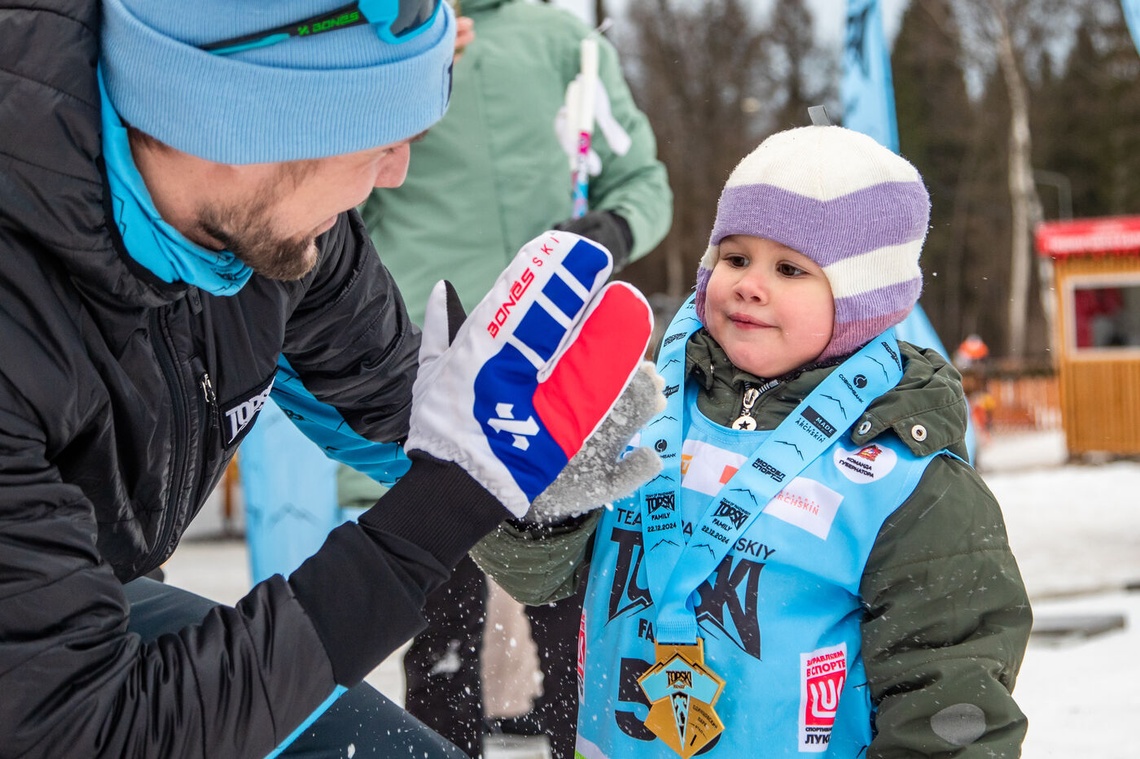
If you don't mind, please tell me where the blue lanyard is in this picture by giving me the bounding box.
[641,297,904,645]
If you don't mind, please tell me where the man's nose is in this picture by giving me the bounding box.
[374,143,411,189]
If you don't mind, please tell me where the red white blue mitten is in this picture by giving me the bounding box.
[525,360,666,524]
[405,231,653,518]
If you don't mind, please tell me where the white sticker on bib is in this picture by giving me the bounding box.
[833,443,898,484]
[763,477,843,540]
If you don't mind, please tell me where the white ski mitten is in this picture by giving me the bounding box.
[405,231,653,518]
[525,361,665,524]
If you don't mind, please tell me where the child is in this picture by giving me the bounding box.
[473,125,1030,758]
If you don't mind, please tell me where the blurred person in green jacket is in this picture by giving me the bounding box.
[340,1,672,756]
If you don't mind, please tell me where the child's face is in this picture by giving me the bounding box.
[704,235,834,378]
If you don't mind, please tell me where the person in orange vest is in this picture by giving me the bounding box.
[954,333,989,370]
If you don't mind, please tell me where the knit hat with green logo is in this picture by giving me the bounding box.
[101,0,455,164]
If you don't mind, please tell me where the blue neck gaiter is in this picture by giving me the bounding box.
[99,67,253,296]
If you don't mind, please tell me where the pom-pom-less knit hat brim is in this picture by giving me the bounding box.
[101,0,456,164]
[695,126,930,363]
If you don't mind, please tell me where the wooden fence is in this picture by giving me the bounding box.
[965,372,1062,434]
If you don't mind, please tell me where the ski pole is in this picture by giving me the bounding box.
[570,34,599,219]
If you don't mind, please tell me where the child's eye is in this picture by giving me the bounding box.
[723,253,748,268]
[777,262,807,277]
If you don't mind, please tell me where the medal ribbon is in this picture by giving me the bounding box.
[641,297,904,645]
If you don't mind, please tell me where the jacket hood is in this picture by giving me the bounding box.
[850,342,970,459]
[688,334,969,460]
[0,2,186,310]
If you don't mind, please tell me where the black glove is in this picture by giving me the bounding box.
[554,211,634,271]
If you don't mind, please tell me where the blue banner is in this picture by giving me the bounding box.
[240,400,342,582]
[840,2,976,461]
[1124,0,1140,54]
[841,0,899,152]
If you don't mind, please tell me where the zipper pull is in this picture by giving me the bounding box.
[732,384,760,430]
[199,372,216,405]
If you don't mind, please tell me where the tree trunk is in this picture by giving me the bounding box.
[992,1,1043,359]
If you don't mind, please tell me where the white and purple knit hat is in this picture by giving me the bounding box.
[695,125,930,362]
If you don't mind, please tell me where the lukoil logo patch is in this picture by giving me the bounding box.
[833,443,898,483]
[799,643,847,752]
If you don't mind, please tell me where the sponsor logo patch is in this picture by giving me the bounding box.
[220,376,274,448]
[646,491,676,515]
[486,267,536,337]
[762,477,843,539]
[713,500,751,530]
[751,457,786,483]
[833,443,898,483]
[487,403,539,450]
[799,643,847,752]
[680,439,747,495]
[837,372,866,402]
[796,406,837,441]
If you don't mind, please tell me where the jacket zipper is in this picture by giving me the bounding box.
[732,384,760,430]
[199,371,218,443]
[147,309,192,572]
[197,371,220,494]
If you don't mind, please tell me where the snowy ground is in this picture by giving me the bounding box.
[165,429,1140,758]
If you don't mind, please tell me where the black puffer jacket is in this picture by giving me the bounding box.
[0,1,504,756]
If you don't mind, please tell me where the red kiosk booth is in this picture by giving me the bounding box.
[1036,215,1140,456]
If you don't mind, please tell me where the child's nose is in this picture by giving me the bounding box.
[736,273,770,302]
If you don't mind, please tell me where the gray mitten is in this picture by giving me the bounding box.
[525,361,666,524]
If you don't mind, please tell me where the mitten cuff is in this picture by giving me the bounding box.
[357,452,509,569]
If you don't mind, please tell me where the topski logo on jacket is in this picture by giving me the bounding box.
[221,377,274,447]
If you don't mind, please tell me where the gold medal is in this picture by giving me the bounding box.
[637,639,725,758]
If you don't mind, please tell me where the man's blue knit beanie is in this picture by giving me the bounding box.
[101,0,456,164]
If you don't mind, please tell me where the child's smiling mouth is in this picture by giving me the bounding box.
[729,313,774,329]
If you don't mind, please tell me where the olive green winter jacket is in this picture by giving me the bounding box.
[472,333,1031,757]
